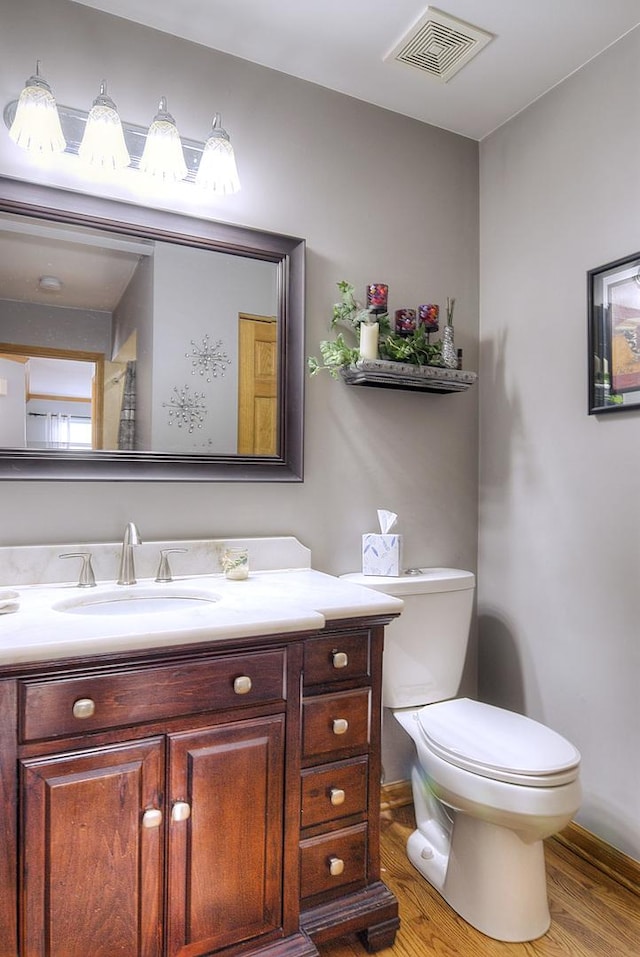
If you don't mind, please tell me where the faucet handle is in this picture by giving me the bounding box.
[155,548,187,583]
[59,552,97,588]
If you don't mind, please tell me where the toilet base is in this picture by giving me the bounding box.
[407,812,551,942]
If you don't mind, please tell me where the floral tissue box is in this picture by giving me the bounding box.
[362,533,403,577]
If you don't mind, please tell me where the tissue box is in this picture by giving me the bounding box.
[362,533,403,577]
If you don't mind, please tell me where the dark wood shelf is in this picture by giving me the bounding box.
[340,359,478,394]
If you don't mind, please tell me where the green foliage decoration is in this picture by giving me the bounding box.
[308,280,445,377]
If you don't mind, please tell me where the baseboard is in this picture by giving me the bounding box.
[554,821,640,898]
[381,780,640,898]
[380,779,413,811]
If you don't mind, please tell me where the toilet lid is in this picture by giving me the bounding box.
[417,698,581,787]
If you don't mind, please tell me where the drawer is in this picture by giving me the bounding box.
[20,649,286,742]
[303,632,370,687]
[300,823,367,900]
[302,689,370,761]
[301,757,368,829]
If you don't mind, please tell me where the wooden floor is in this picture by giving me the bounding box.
[318,806,640,957]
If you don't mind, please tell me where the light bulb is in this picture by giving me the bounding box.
[78,81,130,170]
[139,97,187,182]
[9,62,66,154]
[195,113,240,195]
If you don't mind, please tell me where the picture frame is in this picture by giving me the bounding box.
[588,251,640,414]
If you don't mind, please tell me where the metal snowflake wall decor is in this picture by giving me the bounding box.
[163,385,207,433]
[186,334,231,382]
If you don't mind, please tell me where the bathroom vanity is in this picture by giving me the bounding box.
[0,538,402,957]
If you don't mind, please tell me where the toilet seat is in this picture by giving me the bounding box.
[417,698,580,787]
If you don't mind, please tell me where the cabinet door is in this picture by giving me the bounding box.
[21,738,164,957]
[167,716,285,957]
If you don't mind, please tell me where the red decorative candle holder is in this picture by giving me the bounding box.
[395,308,416,336]
[366,283,388,313]
[419,303,440,331]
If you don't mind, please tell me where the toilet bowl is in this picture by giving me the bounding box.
[396,699,580,941]
[341,569,582,943]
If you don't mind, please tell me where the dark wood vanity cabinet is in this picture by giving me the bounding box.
[21,738,166,957]
[0,619,398,957]
[299,628,399,953]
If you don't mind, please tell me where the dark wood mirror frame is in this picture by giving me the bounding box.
[0,176,305,482]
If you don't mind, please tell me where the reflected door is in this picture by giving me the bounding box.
[237,315,277,455]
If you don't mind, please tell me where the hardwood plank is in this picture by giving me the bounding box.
[318,806,640,957]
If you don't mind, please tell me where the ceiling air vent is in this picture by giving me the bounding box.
[385,6,495,83]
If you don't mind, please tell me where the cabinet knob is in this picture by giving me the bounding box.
[142,808,162,829]
[328,857,345,877]
[332,651,349,669]
[171,802,191,822]
[329,787,346,806]
[332,718,349,735]
[233,675,252,695]
[72,698,96,719]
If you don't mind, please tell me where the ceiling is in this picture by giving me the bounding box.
[0,214,150,311]
[70,1,640,140]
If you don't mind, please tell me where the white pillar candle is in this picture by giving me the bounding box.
[359,322,379,360]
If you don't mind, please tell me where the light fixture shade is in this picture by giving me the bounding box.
[139,97,187,182]
[195,113,240,195]
[8,63,66,154]
[78,81,130,170]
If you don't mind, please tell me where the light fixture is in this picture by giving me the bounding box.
[8,61,65,154]
[139,97,187,183]
[78,81,130,171]
[4,69,241,194]
[195,114,240,195]
[38,275,63,292]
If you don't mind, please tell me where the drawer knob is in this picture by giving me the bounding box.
[142,809,162,829]
[329,787,346,806]
[332,718,349,735]
[171,801,191,822]
[328,856,345,877]
[332,651,349,669]
[233,675,252,695]
[72,698,96,719]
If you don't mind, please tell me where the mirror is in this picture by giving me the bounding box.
[0,177,304,481]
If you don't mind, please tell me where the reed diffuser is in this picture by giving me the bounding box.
[442,296,457,369]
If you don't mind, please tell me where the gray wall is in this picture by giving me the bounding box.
[0,1,479,781]
[479,26,640,859]
[0,298,111,351]
[151,244,276,453]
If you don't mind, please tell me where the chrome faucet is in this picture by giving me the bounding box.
[117,522,142,585]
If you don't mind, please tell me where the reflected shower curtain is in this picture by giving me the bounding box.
[117,361,136,451]
[46,413,70,448]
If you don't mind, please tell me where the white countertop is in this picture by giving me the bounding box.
[0,568,403,666]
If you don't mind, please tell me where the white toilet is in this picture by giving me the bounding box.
[343,568,581,943]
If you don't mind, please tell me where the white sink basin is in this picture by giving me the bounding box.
[53,587,221,617]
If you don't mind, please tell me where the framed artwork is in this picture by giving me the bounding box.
[588,251,640,414]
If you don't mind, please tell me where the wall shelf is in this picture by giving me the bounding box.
[340,359,478,394]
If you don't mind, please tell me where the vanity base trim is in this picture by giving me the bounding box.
[300,881,399,952]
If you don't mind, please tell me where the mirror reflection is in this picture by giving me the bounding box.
[0,213,278,454]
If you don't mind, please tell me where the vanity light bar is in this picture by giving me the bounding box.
[3,99,208,184]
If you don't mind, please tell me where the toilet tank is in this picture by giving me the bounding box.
[341,568,475,709]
